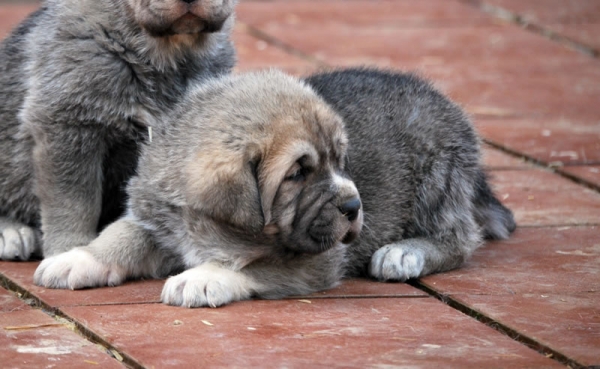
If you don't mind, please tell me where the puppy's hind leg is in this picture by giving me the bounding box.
[0,217,41,261]
[34,218,169,289]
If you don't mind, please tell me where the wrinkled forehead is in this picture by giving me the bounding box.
[264,98,348,170]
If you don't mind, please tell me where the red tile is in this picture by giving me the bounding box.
[237,0,493,30]
[437,62,600,124]
[242,21,600,121]
[304,278,427,298]
[481,0,600,23]
[0,261,426,307]
[476,118,600,165]
[0,261,164,307]
[454,293,600,367]
[482,145,532,169]
[233,24,318,76]
[256,24,582,70]
[0,4,39,40]
[0,287,30,313]
[62,299,562,368]
[560,165,600,188]
[548,23,600,50]
[490,170,600,226]
[0,309,123,368]
[422,227,600,295]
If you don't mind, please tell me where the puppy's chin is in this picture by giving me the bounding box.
[285,239,339,255]
[284,224,358,255]
[144,14,227,37]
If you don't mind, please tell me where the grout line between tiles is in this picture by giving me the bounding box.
[459,0,599,58]
[483,138,600,193]
[238,22,330,68]
[408,279,588,369]
[0,272,146,369]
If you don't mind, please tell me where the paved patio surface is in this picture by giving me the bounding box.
[1,0,599,368]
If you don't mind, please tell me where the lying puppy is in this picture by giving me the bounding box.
[0,0,236,260]
[35,69,515,307]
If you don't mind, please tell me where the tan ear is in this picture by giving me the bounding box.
[185,145,264,233]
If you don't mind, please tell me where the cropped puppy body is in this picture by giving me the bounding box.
[35,69,515,307]
[36,71,362,307]
[0,0,236,260]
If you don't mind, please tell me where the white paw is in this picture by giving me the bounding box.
[369,244,425,281]
[34,248,126,289]
[161,264,254,308]
[0,225,38,261]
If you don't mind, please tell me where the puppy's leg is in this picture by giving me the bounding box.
[162,246,346,308]
[161,263,258,308]
[0,217,41,260]
[31,125,106,257]
[369,220,482,282]
[34,218,168,289]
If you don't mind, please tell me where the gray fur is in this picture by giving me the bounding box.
[34,68,515,307]
[0,0,236,260]
[305,68,516,278]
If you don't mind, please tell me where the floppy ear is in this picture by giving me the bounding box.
[184,145,265,233]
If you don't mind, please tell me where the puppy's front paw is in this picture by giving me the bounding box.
[0,223,38,261]
[369,244,425,281]
[34,248,126,289]
[161,264,254,308]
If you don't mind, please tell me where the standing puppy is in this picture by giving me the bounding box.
[0,0,236,260]
[35,69,515,307]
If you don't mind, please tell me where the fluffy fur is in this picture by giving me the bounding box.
[34,68,515,307]
[0,0,236,260]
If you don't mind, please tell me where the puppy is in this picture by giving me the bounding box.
[35,69,515,307]
[0,0,236,260]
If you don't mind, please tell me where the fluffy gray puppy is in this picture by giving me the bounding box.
[0,0,236,260]
[34,68,515,308]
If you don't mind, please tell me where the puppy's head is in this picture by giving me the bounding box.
[182,70,363,254]
[126,0,236,37]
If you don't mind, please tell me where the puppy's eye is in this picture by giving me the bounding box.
[285,163,307,182]
[285,167,305,182]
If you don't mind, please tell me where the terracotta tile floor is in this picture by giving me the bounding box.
[1,0,599,367]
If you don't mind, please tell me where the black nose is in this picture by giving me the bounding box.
[181,0,196,3]
[339,198,361,222]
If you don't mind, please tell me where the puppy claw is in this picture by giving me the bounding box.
[161,264,254,308]
[369,244,425,281]
[34,248,126,289]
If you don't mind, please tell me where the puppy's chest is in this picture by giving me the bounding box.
[110,67,191,136]
[127,67,189,111]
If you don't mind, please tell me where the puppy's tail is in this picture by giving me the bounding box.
[473,171,516,240]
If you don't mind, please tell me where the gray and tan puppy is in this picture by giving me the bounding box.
[0,0,236,260]
[35,69,515,308]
